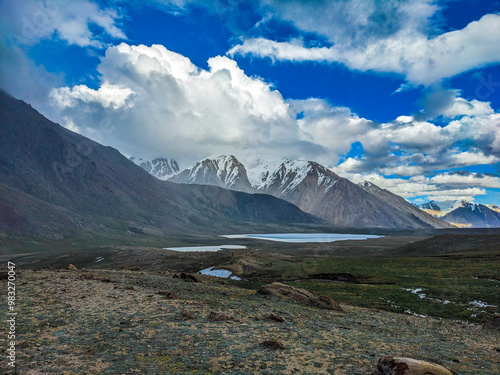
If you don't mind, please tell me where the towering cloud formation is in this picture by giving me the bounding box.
[50,43,323,163]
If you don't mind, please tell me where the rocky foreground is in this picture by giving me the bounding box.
[4,268,499,374]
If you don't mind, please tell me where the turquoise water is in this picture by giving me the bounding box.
[163,245,247,252]
[221,233,382,243]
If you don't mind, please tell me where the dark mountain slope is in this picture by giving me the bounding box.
[358,181,453,229]
[169,157,453,229]
[0,89,317,239]
[442,202,500,228]
[255,160,453,229]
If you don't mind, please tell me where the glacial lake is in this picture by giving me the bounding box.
[163,245,247,252]
[220,233,383,243]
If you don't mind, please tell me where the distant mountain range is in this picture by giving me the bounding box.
[134,155,453,229]
[416,200,500,228]
[0,90,318,240]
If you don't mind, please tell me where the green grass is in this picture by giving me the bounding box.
[233,253,500,323]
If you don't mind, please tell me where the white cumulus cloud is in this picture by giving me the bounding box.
[228,9,500,86]
[49,43,323,165]
[0,0,125,48]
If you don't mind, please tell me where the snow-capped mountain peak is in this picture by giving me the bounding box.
[169,155,254,193]
[417,200,467,216]
[130,157,179,180]
[417,199,500,227]
[248,159,339,196]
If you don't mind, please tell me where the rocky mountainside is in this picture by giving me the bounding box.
[358,181,452,229]
[170,155,254,193]
[0,90,317,239]
[486,204,500,213]
[441,201,500,228]
[417,200,500,228]
[130,157,179,180]
[169,156,453,229]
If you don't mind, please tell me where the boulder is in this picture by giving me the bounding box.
[371,356,456,375]
[258,282,313,301]
[307,295,342,310]
[258,282,342,311]
[67,264,77,271]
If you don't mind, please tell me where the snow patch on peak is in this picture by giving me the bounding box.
[358,180,381,191]
[418,200,465,215]
[450,199,474,211]
[171,154,253,192]
[130,156,179,180]
[248,159,312,192]
[247,159,339,195]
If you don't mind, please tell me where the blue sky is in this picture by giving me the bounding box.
[1,0,500,205]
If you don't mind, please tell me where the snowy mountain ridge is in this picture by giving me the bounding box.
[169,155,254,193]
[130,157,179,180]
[162,155,452,229]
[417,200,500,228]
[250,159,339,197]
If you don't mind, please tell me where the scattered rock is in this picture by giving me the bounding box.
[157,290,180,299]
[67,264,77,271]
[208,311,233,321]
[482,316,500,330]
[261,340,285,350]
[371,356,456,375]
[258,282,342,311]
[263,312,286,323]
[181,310,196,320]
